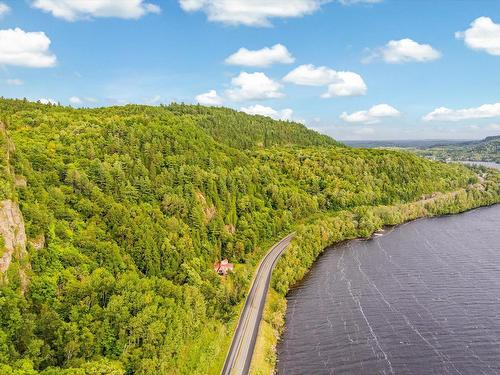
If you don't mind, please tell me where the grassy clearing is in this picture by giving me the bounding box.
[249,289,286,375]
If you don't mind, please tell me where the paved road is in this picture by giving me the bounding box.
[221,233,295,375]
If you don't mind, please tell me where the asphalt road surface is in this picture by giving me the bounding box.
[221,233,294,375]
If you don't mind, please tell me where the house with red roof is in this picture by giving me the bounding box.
[214,259,234,275]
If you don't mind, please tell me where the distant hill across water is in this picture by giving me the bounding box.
[420,135,499,163]
[345,136,500,164]
[343,139,473,149]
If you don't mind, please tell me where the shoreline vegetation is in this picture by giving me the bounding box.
[249,169,500,375]
[0,99,498,374]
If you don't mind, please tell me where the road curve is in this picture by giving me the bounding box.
[221,233,295,375]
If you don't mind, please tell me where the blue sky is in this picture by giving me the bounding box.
[1,0,500,140]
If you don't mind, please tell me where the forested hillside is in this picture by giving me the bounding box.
[0,98,486,374]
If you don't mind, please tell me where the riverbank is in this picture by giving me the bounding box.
[277,205,500,374]
[249,168,500,374]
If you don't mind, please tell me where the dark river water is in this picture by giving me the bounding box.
[277,205,500,375]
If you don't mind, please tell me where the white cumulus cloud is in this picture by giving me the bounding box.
[283,64,337,86]
[0,28,56,68]
[225,44,294,67]
[195,89,224,106]
[340,104,400,124]
[423,102,500,122]
[6,78,23,86]
[0,2,11,17]
[69,96,82,104]
[39,98,57,105]
[240,104,295,121]
[283,64,367,97]
[322,71,367,97]
[226,72,284,101]
[32,0,161,21]
[365,38,441,63]
[179,0,327,27]
[455,17,500,56]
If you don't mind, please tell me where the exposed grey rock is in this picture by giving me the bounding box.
[0,200,27,273]
[30,234,45,251]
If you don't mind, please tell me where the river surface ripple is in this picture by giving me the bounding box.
[277,205,500,375]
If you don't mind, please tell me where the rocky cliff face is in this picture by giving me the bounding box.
[0,121,28,282]
[0,199,27,273]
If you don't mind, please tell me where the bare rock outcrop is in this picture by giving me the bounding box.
[30,234,45,251]
[0,200,27,273]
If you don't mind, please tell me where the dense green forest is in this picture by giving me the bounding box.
[0,98,495,374]
[415,135,500,163]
